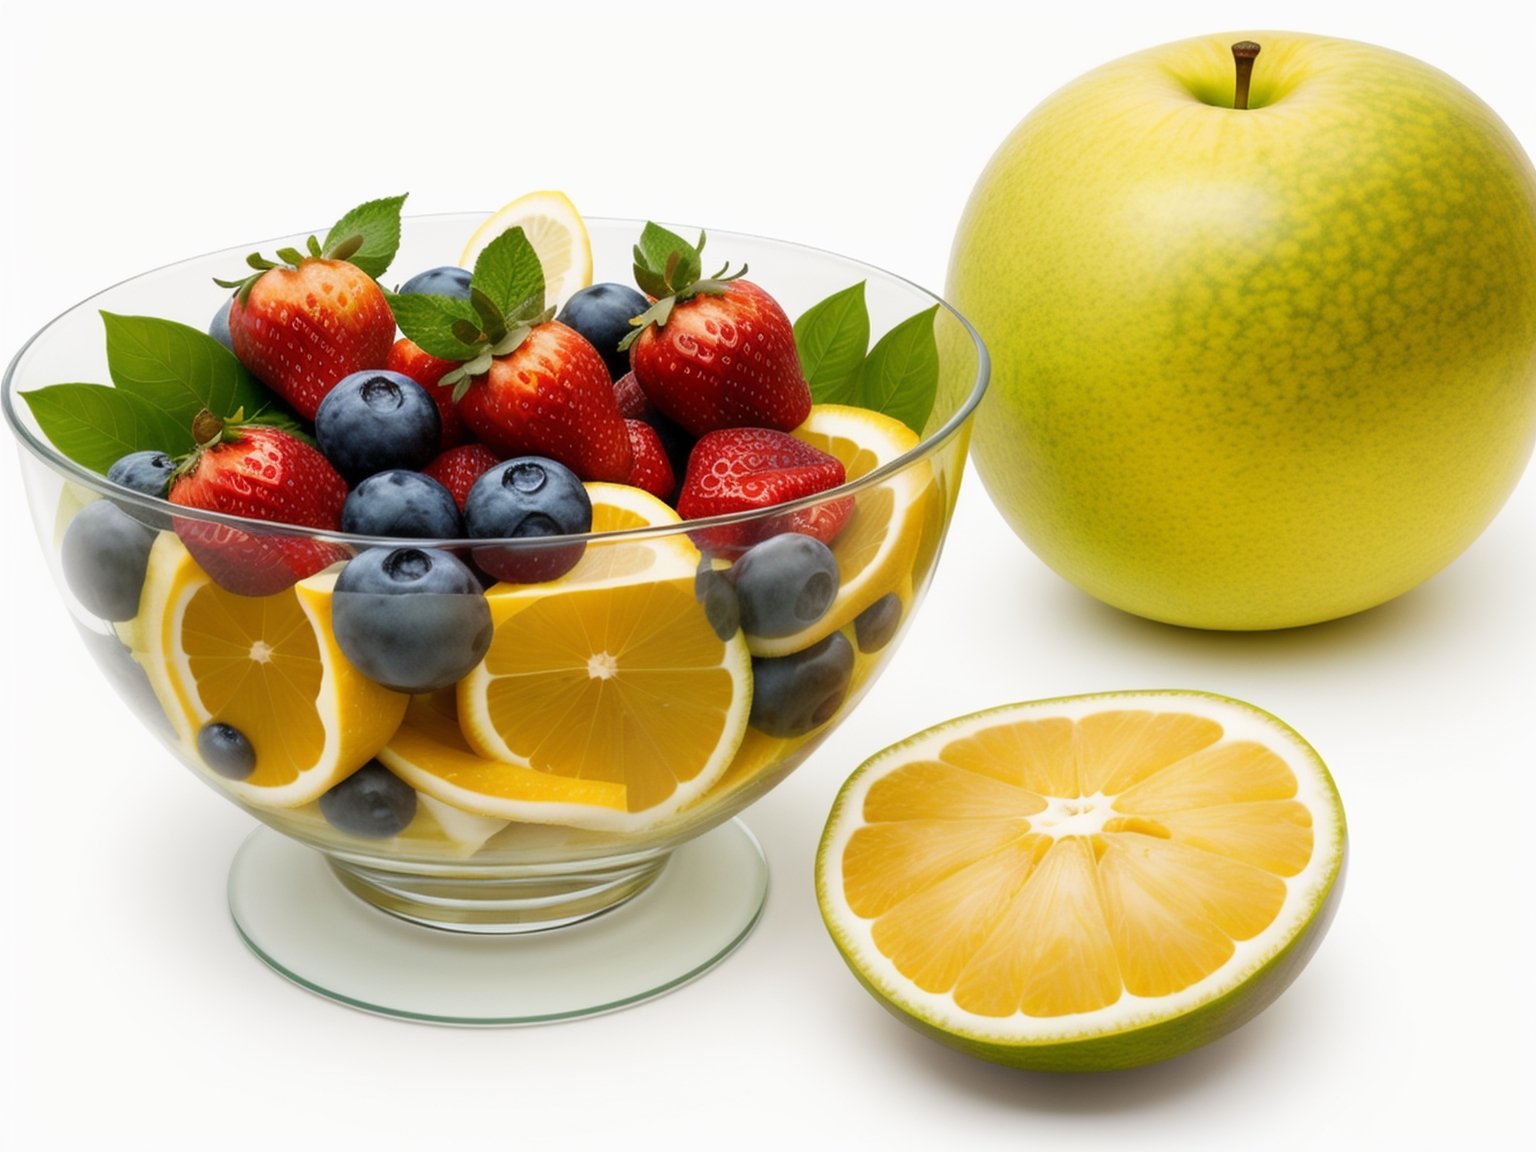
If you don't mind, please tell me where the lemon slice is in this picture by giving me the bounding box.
[816,691,1347,1072]
[460,190,592,308]
[457,532,751,828]
[134,535,409,808]
[586,481,682,532]
[746,405,931,657]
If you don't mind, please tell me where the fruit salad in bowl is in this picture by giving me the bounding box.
[3,193,987,1022]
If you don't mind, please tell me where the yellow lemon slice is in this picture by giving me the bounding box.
[377,695,630,828]
[816,691,1347,1072]
[134,535,409,808]
[459,190,592,308]
[746,404,931,657]
[586,481,682,532]
[457,532,751,829]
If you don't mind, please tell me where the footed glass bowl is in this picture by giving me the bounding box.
[3,214,987,1023]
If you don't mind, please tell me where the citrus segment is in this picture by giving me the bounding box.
[816,691,1346,1071]
[460,190,592,308]
[457,534,751,827]
[134,536,408,807]
[748,405,930,657]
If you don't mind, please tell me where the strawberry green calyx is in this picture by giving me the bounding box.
[213,194,407,304]
[620,224,748,351]
[386,226,556,399]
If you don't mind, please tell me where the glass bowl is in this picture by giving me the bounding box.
[3,213,988,1023]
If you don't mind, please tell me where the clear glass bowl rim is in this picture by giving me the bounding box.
[2,212,991,552]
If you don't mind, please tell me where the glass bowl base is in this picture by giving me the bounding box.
[227,820,768,1025]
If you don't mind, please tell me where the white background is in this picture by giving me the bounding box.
[3,1,1532,1148]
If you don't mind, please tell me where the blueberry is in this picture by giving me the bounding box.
[333,546,492,693]
[695,556,741,641]
[209,297,234,349]
[398,265,472,300]
[556,282,650,381]
[106,449,177,528]
[75,621,173,738]
[854,592,904,653]
[198,722,257,781]
[341,470,463,539]
[463,457,592,584]
[731,533,840,639]
[749,631,855,737]
[315,370,442,484]
[60,500,157,621]
[319,761,417,839]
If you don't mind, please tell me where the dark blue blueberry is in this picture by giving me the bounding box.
[333,546,492,693]
[341,470,464,539]
[314,370,441,484]
[730,533,840,639]
[695,556,740,641]
[463,457,592,584]
[319,761,418,839]
[60,500,157,621]
[198,722,257,781]
[749,632,855,737]
[398,265,473,300]
[557,282,650,381]
[106,449,177,528]
[854,592,904,653]
[209,297,235,349]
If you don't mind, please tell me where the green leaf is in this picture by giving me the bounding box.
[101,313,277,427]
[386,291,482,361]
[856,304,940,434]
[472,227,546,318]
[18,384,194,473]
[794,281,869,405]
[323,194,406,279]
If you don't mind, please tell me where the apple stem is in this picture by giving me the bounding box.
[1232,40,1261,109]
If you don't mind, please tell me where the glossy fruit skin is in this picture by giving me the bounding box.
[623,418,676,503]
[456,321,633,482]
[398,265,472,299]
[385,337,468,452]
[629,279,812,437]
[749,631,854,737]
[946,32,1536,630]
[229,258,396,421]
[197,722,257,781]
[556,281,649,381]
[209,298,234,350]
[341,470,463,538]
[463,457,592,583]
[423,442,503,511]
[730,532,840,639]
[168,424,351,597]
[332,546,492,694]
[60,499,156,621]
[315,369,442,484]
[107,449,177,527]
[677,426,850,555]
[319,761,418,839]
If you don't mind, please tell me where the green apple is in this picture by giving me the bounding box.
[946,32,1536,630]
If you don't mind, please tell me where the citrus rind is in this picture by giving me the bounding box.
[815,690,1347,1072]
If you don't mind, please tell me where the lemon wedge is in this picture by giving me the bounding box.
[460,190,592,308]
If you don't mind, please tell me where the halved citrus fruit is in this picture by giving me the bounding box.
[460,190,592,308]
[816,691,1347,1071]
[134,535,409,807]
[749,405,931,658]
[586,481,682,532]
[456,533,752,828]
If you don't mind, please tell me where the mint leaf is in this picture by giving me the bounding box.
[102,313,274,425]
[19,384,194,473]
[386,292,482,361]
[632,223,703,299]
[794,281,869,405]
[857,304,939,434]
[323,194,406,279]
[472,227,547,319]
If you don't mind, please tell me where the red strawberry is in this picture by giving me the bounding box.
[422,442,503,511]
[624,419,676,503]
[169,412,350,596]
[227,259,395,421]
[676,426,850,556]
[386,336,468,451]
[624,228,811,437]
[455,321,633,482]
